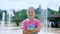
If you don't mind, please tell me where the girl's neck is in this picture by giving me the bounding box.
[28,18,34,21]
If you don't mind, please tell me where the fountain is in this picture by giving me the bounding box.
[46,9,48,30]
[8,10,11,31]
[1,12,5,34]
[1,10,11,34]
[39,5,48,31]
[0,9,14,34]
[7,9,15,30]
[49,22,51,30]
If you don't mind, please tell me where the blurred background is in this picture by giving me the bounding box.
[0,0,60,34]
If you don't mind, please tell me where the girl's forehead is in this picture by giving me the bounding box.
[27,9,35,13]
[27,7,35,13]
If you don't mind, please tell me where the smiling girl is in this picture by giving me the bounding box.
[22,7,41,34]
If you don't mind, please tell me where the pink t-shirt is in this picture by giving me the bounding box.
[22,19,41,30]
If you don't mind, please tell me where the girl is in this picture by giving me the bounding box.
[22,7,41,34]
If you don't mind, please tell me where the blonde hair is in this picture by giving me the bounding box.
[27,7,35,13]
[27,7,35,11]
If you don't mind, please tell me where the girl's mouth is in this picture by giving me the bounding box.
[29,15,33,16]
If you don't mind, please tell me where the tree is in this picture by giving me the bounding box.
[0,9,2,20]
[12,9,27,26]
[59,6,60,13]
[48,8,58,14]
[0,9,7,21]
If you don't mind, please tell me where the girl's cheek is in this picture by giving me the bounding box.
[28,13,34,16]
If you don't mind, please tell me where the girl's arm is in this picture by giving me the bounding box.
[22,20,33,34]
[23,29,33,34]
[27,27,40,32]
[27,20,41,33]
[34,27,40,32]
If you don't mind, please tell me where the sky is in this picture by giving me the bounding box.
[0,0,60,11]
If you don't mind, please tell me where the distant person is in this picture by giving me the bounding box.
[58,20,60,28]
[50,21,55,28]
[21,7,41,34]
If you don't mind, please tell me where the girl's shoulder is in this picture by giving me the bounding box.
[22,19,29,22]
[34,18,40,22]
[23,18,40,22]
[25,18,40,21]
[23,18,28,21]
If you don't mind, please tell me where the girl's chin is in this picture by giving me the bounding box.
[29,17,33,18]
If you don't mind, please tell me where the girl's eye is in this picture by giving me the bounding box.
[32,12,33,13]
[28,12,30,13]
[28,12,33,13]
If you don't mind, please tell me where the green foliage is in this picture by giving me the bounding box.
[35,14,39,19]
[59,7,60,13]
[12,9,39,22]
[0,9,2,20]
[35,8,40,14]
[48,8,58,14]
[12,9,27,23]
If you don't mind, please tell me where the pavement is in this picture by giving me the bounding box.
[0,27,60,34]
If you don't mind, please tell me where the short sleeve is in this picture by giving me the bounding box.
[36,19,41,28]
[22,20,26,30]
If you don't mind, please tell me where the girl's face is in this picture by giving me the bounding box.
[27,7,35,19]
